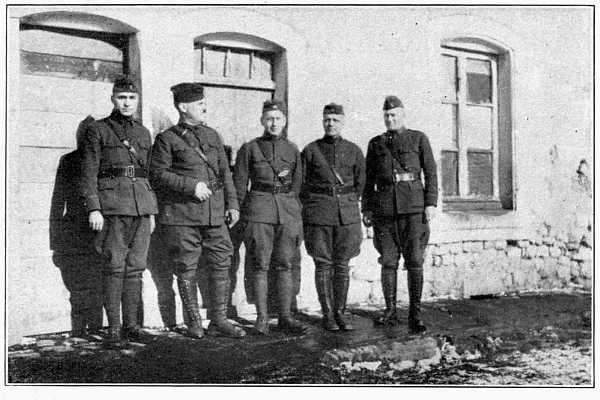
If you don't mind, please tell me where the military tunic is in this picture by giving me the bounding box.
[150,122,238,280]
[301,135,365,268]
[233,133,302,271]
[362,127,437,269]
[80,111,157,277]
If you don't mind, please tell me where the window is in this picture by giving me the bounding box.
[440,39,513,211]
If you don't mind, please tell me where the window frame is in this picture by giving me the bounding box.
[441,45,504,211]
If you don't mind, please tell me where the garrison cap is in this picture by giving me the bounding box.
[383,95,404,110]
[113,76,139,94]
[170,82,205,103]
[323,103,344,115]
[262,99,287,114]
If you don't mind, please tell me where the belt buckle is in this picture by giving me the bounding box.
[125,165,135,178]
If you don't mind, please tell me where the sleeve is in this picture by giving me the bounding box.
[233,143,250,207]
[149,133,200,196]
[354,145,366,199]
[216,136,239,211]
[79,125,102,213]
[291,147,303,195]
[420,133,438,207]
[361,139,376,213]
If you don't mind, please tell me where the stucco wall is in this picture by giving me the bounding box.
[6,6,592,344]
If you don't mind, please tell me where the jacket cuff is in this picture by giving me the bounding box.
[84,195,101,213]
[425,195,438,207]
[183,177,200,196]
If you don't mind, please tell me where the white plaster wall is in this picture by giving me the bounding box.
[6,6,592,344]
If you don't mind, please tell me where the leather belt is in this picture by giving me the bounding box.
[251,182,292,194]
[98,166,147,179]
[308,185,355,196]
[207,178,224,192]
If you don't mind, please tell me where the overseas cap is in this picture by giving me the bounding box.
[113,76,138,94]
[262,99,287,114]
[170,82,205,103]
[323,103,344,115]
[383,95,404,110]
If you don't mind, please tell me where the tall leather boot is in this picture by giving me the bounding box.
[253,269,270,335]
[70,290,88,337]
[315,267,339,331]
[277,269,308,335]
[207,269,246,338]
[407,268,426,334]
[375,268,399,326]
[333,267,354,331]
[103,274,124,345]
[87,289,104,334]
[122,276,143,340]
[177,278,204,338]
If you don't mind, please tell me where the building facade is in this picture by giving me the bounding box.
[6,6,593,344]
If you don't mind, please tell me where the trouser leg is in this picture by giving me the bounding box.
[315,264,338,331]
[253,269,269,334]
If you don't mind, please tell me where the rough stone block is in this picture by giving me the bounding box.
[494,240,507,250]
[448,243,463,255]
[453,253,471,269]
[522,247,535,259]
[462,241,483,253]
[557,256,570,266]
[548,246,562,258]
[583,278,592,291]
[517,240,530,248]
[432,244,449,256]
[542,236,556,246]
[536,245,550,258]
[441,254,454,267]
[506,246,521,259]
[570,261,582,278]
[463,265,505,296]
[432,255,442,267]
[483,241,495,249]
[556,263,571,282]
[566,241,580,251]
[571,247,592,262]
[580,261,592,279]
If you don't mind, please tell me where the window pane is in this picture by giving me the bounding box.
[439,104,458,149]
[251,52,273,82]
[441,150,459,196]
[442,55,457,102]
[468,151,493,196]
[466,58,492,104]
[202,46,226,77]
[463,106,492,149]
[228,49,250,79]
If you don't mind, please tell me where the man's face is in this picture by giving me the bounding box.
[180,98,208,124]
[261,110,287,136]
[111,92,139,117]
[383,107,405,131]
[322,113,344,137]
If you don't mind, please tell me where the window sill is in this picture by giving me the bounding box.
[442,198,512,215]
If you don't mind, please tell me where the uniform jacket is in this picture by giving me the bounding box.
[362,127,438,216]
[149,122,238,226]
[233,133,302,225]
[300,135,366,225]
[50,150,97,255]
[80,111,158,216]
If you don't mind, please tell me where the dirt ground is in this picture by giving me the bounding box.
[7,291,592,385]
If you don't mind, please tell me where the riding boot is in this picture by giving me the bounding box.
[87,289,104,334]
[177,277,204,338]
[253,269,270,335]
[70,290,88,337]
[374,267,399,326]
[315,267,339,331]
[103,274,124,345]
[407,268,426,334]
[207,269,246,338]
[277,269,308,335]
[333,267,354,331]
[122,276,144,340]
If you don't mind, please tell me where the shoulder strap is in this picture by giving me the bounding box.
[253,139,284,180]
[105,118,145,167]
[172,125,221,177]
[312,142,345,185]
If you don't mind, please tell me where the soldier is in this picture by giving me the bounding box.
[233,99,307,335]
[80,77,158,344]
[149,82,245,339]
[362,96,438,334]
[300,103,366,331]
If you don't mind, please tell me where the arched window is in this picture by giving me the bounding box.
[193,32,287,154]
[440,37,513,211]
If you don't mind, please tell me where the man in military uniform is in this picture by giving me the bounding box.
[300,103,365,331]
[362,96,438,334]
[149,83,245,339]
[80,77,158,344]
[233,99,307,335]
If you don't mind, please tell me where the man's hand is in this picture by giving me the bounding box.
[89,210,104,232]
[150,215,156,233]
[194,181,213,202]
[424,205,436,223]
[362,211,373,228]
[225,209,240,228]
